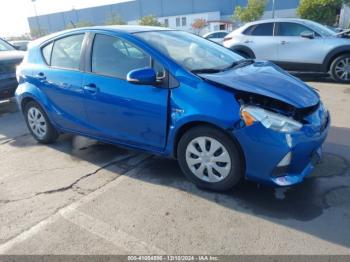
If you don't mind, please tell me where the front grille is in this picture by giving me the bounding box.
[320,110,329,132]
[294,102,320,121]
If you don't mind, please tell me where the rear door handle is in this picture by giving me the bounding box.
[281,40,288,45]
[83,84,98,94]
[244,40,253,44]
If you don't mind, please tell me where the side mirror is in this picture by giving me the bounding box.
[127,68,157,85]
[300,31,315,39]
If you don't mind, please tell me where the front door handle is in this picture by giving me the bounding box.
[244,40,253,44]
[83,84,98,94]
[281,40,288,45]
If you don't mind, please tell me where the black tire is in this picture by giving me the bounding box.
[330,54,350,83]
[177,126,243,192]
[24,101,59,144]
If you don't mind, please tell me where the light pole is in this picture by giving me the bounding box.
[31,0,41,34]
[272,0,276,18]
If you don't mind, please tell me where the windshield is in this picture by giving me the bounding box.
[305,21,336,37]
[135,30,243,72]
[0,39,15,51]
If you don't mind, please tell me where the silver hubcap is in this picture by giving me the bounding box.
[27,107,47,139]
[185,136,231,183]
[335,58,350,80]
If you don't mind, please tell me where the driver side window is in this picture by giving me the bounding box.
[276,22,318,37]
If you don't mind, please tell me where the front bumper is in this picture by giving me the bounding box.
[234,106,330,187]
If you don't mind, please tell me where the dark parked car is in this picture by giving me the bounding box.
[0,38,24,100]
[10,40,31,51]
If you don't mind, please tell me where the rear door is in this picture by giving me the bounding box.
[81,33,169,150]
[35,33,91,133]
[241,22,279,61]
[275,22,325,64]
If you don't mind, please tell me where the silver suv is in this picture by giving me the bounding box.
[224,18,350,83]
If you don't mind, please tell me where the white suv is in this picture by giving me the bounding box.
[224,18,350,83]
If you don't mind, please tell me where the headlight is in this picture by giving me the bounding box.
[240,105,302,133]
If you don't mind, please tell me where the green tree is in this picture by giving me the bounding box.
[65,21,94,29]
[139,15,162,26]
[298,0,350,26]
[233,0,267,23]
[105,13,126,25]
[191,18,207,35]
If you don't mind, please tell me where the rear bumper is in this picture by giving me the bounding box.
[234,109,330,187]
[0,76,17,100]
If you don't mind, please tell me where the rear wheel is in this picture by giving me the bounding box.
[177,126,243,191]
[24,101,58,144]
[330,54,350,83]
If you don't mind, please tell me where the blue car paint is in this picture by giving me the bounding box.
[16,27,329,187]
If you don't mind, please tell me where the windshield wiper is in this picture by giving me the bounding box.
[190,68,223,74]
[190,59,255,74]
[225,59,255,71]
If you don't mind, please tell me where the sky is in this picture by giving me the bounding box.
[0,0,131,37]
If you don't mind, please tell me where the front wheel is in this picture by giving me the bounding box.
[177,126,243,191]
[24,101,59,144]
[330,54,350,83]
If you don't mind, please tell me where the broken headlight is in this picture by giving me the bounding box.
[240,105,302,133]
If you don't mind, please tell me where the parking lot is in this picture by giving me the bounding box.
[0,76,349,255]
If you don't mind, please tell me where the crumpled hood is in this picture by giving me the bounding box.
[199,61,320,108]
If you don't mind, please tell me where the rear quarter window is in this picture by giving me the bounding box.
[42,42,53,64]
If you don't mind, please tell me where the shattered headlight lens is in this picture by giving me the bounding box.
[240,105,302,133]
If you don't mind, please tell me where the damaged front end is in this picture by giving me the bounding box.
[198,62,330,186]
[233,91,330,186]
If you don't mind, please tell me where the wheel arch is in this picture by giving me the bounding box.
[324,45,350,71]
[230,45,256,59]
[173,121,246,172]
[21,96,36,112]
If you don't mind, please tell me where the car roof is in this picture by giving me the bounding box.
[32,25,173,47]
[10,40,30,44]
[245,18,312,27]
[90,25,171,33]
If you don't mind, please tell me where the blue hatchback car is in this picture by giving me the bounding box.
[15,26,330,191]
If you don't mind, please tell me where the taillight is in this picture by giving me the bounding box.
[223,37,232,42]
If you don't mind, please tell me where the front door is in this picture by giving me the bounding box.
[275,22,325,65]
[82,33,169,151]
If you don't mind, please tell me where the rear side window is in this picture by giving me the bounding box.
[276,22,316,37]
[218,32,227,38]
[91,34,151,79]
[51,34,84,70]
[42,42,53,64]
[244,23,274,36]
